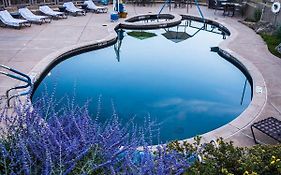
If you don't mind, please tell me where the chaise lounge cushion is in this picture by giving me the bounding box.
[84,0,108,13]
[19,7,48,23]
[39,5,64,17]
[0,10,29,27]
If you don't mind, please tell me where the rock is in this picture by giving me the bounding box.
[276,43,281,54]
[255,22,276,34]
[241,20,277,34]
[239,20,257,29]
[255,21,276,34]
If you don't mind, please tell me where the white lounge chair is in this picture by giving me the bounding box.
[63,2,86,16]
[84,0,108,13]
[0,9,31,28]
[19,7,51,24]
[39,5,67,19]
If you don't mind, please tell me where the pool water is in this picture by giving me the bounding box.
[33,20,251,144]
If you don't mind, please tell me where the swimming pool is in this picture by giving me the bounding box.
[33,19,252,144]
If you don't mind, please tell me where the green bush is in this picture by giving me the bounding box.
[245,9,262,22]
[275,26,281,38]
[254,9,262,22]
[168,137,281,175]
[261,33,281,58]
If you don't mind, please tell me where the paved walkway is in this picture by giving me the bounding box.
[0,5,281,146]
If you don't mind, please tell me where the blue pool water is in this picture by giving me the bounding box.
[33,20,251,144]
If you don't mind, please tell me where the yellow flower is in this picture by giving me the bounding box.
[276,159,280,162]
[272,156,276,160]
[243,171,249,175]
[221,168,228,173]
[270,160,275,165]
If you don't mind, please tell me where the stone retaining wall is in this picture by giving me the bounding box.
[243,2,280,27]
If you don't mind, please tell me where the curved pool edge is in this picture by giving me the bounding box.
[30,31,118,93]
[28,14,267,146]
[180,48,267,144]
[176,18,267,145]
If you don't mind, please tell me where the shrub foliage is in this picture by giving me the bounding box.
[0,96,281,175]
[168,138,281,175]
[0,97,191,175]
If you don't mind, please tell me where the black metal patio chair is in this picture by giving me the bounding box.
[251,117,281,144]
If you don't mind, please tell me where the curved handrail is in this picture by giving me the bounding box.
[0,64,33,107]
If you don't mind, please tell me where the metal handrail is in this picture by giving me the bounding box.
[194,0,205,22]
[0,64,33,107]
[158,0,205,24]
[157,0,171,19]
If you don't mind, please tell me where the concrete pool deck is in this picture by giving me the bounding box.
[0,5,280,146]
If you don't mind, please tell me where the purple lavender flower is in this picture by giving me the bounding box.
[0,95,191,174]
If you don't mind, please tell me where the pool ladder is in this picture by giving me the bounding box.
[0,64,33,107]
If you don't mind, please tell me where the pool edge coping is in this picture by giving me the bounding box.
[178,18,267,145]
[28,14,267,146]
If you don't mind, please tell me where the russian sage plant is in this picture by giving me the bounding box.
[0,95,191,175]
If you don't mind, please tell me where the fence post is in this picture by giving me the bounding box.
[3,0,8,7]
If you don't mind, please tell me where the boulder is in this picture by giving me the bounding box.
[255,21,276,34]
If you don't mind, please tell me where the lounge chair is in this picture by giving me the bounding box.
[39,5,67,19]
[84,0,108,13]
[0,9,31,28]
[63,2,86,16]
[251,117,281,144]
[19,7,51,24]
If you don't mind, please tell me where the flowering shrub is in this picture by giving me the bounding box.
[168,137,281,175]
[0,96,191,175]
[1,95,281,175]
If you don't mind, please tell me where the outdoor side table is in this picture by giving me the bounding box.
[221,2,242,16]
[58,6,66,12]
[251,117,281,144]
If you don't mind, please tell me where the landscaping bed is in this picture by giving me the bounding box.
[0,97,280,175]
[261,33,281,58]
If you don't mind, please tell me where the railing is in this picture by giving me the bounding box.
[0,64,33,107]
[157,0,171,17]
[194,0,205,21]
[157,0,205,22]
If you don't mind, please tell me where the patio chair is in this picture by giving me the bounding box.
[232,0,246,16]
[214,0,225,14]
[18,7,51,24]
[63,2,86,16]
[0,9,31,28]
[84,0,108,13]
[39,5,67,19]
[251,117,281,144]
